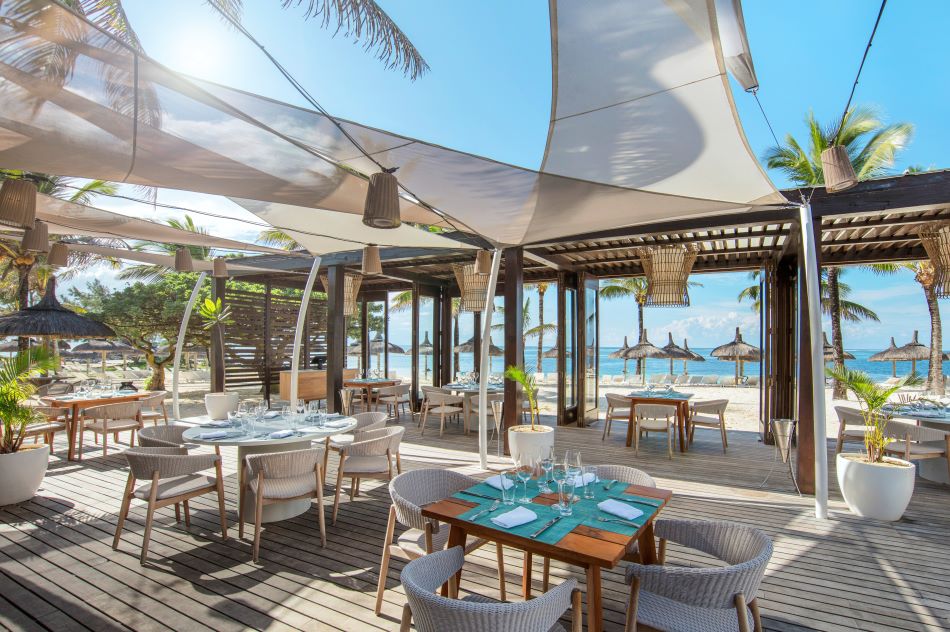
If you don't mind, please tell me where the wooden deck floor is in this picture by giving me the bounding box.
[1,415,948,631]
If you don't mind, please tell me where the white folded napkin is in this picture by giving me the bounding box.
[268,429,294,439]
[569,472,598,487]
[199,430,228,440]
[202,420,230,428]
[263,411,280,419]
[326,413,343,419]
[484,474,514,491]
[491,506,537,529]
[325,419,351,428]
[598,499,643,521]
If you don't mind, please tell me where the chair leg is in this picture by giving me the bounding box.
[332,465,344,525]
[720,419,728,452]
[102,428,108,458]
[496,542,507,601]
[316,466,326,548]
[735,594,751,632]
[667,427,673,459]
[399,603,412,632]
[749,597,763,632]
[420,405,429,435]
[835,425,844,455]
[322,437,331,475]
[349,478,358,501]
[216,472,228,539]
[238,485,246,539]
[439,410,446,436]
[140,480,159,565]
[396,452,402,474]
[542,555,550,591]
[252,489,264,563]
[375,506,397,615]
[113,474,134,550]
[601,416,610,441]
[634,422,640,456]
[626,577,640,631]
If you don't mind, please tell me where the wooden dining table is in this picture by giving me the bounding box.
[42,390,153,461]
[422,480,671,632]
[624,390,694,452]
[343,378,400,412]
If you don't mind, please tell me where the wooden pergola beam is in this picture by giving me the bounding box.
[537,227,789,255]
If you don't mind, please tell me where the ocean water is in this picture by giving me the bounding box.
[359,347,943,382]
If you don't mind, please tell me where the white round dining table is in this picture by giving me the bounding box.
[183,415,357,522]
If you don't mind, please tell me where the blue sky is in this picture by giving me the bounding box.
[81,0,948,350]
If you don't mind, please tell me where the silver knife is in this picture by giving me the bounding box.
[612,495,662,508]
[529,516,562,539]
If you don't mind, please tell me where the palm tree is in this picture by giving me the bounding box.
[871,262,943,394]
[763,106,912,398]
[390,291,462,372]
[533,282,553,374]
[117,215,210,282]
[257,228,301,250]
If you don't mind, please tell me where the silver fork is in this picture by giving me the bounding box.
[603,479,617,491]
[469,500,501,521]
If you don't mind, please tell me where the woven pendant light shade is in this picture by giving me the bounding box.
[174,247,194,272]
[453,263,489,312]
[0,178,37,229]
[47,242,68,267]
[362,169,401,229]
[820,145,858,193]
[20,220,49,252]
[212,257,228,278]
[919,222,950,298]
[320,273,363,316]
[474,250,492,275]
[362,244,382,275]
[637,244,699,307]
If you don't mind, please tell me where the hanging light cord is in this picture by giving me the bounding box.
[832,0,887,145]
[751,88,812,206]
[207,6,465,233]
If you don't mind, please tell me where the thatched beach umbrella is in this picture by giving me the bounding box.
[711,327,761,385]
[454,336,503,356]
[681,338,705,374]
[609,335,631,376]
[420,331,433,377]
[0,338,70,352]
[869,337,902,377]
[621,329,666,384]
[72,339,137,372]
[0,278,115,340]
[896,330,930,375]
[542,345,570,359]
[659,332,691,375]
[822,332,854,362]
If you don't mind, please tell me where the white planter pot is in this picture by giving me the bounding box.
[836,452,915,521]
[0,446,49,506]
[508,425,555,462]
[204,391,239,420]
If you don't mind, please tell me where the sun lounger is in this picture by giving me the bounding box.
[746,375,760,387]
[719,375,737,386]
[689,375,704,386]
[674,374,690,385]
[701,375,720,386]
[612,375,626,385]
[659,374,676,386]
[648,373,668,385]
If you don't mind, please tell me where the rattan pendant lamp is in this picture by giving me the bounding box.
[637,244,699,307]
[453,263,489,312]
[919,222,950,298]
[320,273,362,316]
[363,168,401,229]
[362,244,382,275]
[47,242,69,267]
[20,219,49,252]
[174,247,194,272]
[0,178,37,229]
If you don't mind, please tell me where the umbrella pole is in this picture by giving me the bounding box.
[911,359,916,376]
[734,360,739,386]
[891,361,896,377]
[100,351,106,374]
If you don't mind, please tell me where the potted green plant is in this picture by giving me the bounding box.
[198,297,238,420]
[504,365,554,461]
[826,367,921,521]
[0,349,55,506]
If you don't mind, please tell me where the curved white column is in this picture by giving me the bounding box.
[289,257,322,406]
[478,250,503,470]
[173,271,207,419]
[800,204,828,519]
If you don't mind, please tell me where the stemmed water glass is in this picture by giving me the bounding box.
[550,458,567,510]
[538,447,555,494]
[565,450,583,482]
[515,453,535,504]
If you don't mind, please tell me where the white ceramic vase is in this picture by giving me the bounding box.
[508,425,555,462]
[836,452,915,521]
[204,391,239,420]
[0,446,49,506]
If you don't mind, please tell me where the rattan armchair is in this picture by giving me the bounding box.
[80,401,143,459]
[23,406,67,454]
[689,399,729,452]
[323,410,388,473]
[378,384,411,420]
[634,403,677,458]
[420,391,464,436]
[603,394,632,440]
[139,390,169,426]
[331,426,404,524]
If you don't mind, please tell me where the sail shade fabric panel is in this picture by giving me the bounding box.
[63,243,274,275]
[0,0,784,248]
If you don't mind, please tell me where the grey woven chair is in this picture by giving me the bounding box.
[400,546,582,632]
[540,465,656,591]
[420,390,464,436]
[138,424,188,448]
[689,399,729,452]
[323,410,388,473]
[23,406,67,454]
[603,394,632,441]
[376,468,508,615]
[377,384,411,420]
[634,403,676,458]
[332,426,404,524]
[139,390,169,426]
[80,401,143,459]
[240,447,326,562]
[834,406,874,455]
[115,447,228,564]
[623,519,773,632]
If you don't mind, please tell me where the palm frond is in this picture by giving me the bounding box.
[838,299,880,323]
[257,228,301,250]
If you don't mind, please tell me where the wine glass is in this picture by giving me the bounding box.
[550,458,567,510]
[538,447,555,494]
[515,453,535,504]
[565,449,583,478]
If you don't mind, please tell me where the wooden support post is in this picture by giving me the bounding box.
[385,297,391,379]
[473,311,482,376]
[326,265,346,414]
[796,217,821,496]
[557,273,568,425]
[360,298,370,378]
[431,290,441,386]
[440,290,453,385]
[503,247,524,453]
[411,283,421,411]
[263,281,272,403]
[211,276,226,393]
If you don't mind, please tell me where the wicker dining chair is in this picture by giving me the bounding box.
[138,424,188,448]
[540,465,656,592]
[418,386,450,426]
[378,384,411,420]
[240,447,326,561]
[689,399,729,452]
[884,420,950,479]
[139,390,169,426]
[834,406,874,455]
[331,426,404,525]
[80,401,143,459]
[603,394,632,440]
[623,519,773,632]
[323,411,388,473]
[23,406,68,454]
[115,447,227,564]
[376,469,510,615]
[634,404,677,459]
[400,546,582,632]
[420,391,465,436]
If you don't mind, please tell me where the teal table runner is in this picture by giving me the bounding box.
[627,390,692,400]
[451,479,661,546]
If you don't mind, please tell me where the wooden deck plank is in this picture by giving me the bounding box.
[0,419,947,631]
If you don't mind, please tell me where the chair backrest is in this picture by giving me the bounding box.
[402,547,576,632]
[635,403,677,420]
[346,426,404,458]
[124,447,218,481]
[605,393,631,409]
[645,519,773,609]
[352,411,388,429]
[388,371,399,380]
[885,419,948,443]
[692,399,729,415]
[835,405,867,427]
[85,401,142,420]
[428,391,463,406]
[593,464,656,488]
[674,374,690,385]
[245,447,322,479]
[389,469,478,530]
[140,390,167,408]
[689,375,704,385]
[138,424,187,448]
[355,420,388,438]
[472,392,503,410]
